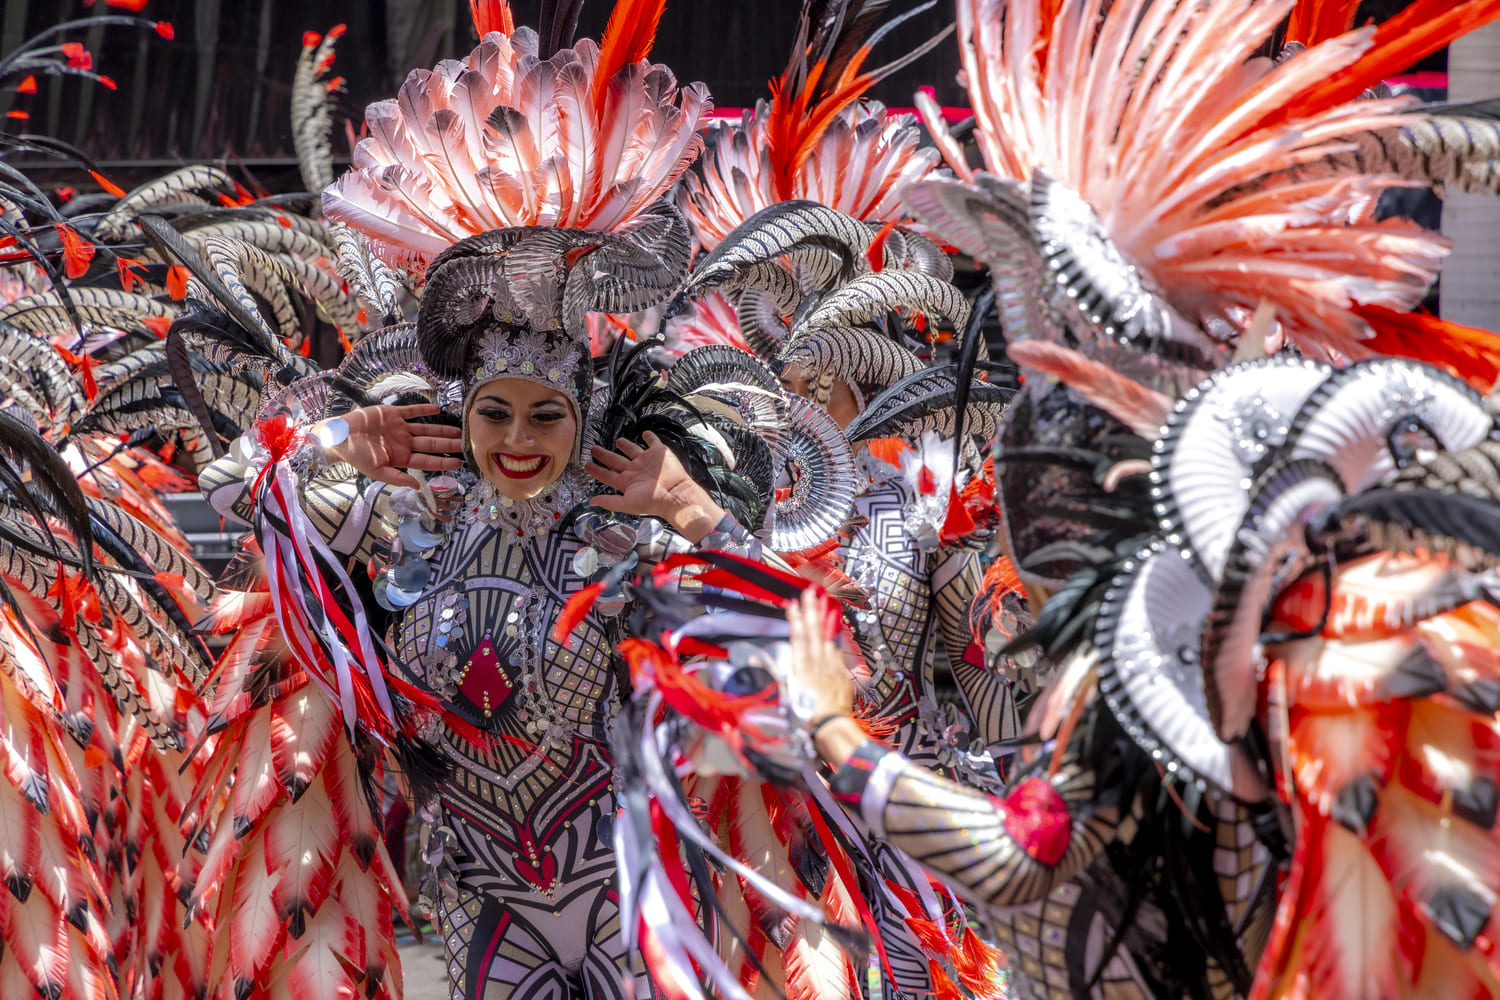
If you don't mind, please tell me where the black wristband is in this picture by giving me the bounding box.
[807,713,847,740]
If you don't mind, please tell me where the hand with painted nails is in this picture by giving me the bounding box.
[585,431,728,543]
[316,403,463,489]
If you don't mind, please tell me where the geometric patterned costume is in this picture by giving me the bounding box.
[204,424,774,1000]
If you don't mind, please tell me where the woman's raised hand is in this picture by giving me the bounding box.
[318,403,463,489]
[585,431,727,542]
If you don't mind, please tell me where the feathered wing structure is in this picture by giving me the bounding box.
[911,0,1500,368]
[1038,358,1500,1000]
[0,419,215,1000]
[183,563,409,1000]
[322,3,711,269]
[0,590,117,1000]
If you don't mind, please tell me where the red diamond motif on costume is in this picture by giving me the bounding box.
[459,638,514,712]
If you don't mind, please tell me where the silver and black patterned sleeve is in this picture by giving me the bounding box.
[932,546,1019,754]
[197,441,396,560]
[828,740,1120,910]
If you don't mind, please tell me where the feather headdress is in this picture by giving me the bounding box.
[677,0,948,252]
[912,0,1500,367]
[323,0,712,270]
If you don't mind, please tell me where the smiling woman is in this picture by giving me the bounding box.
[466,380,578,500]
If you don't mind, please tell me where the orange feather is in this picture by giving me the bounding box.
[768,55,880,202]
[469,0,514,36]
[1284,0,1361,46]
[590,0,668,116]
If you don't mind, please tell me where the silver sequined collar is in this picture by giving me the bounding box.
[460,465,591,538]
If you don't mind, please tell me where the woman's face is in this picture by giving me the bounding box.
[779,362,860,429]
[466,378,578,500]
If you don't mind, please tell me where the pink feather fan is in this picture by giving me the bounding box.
[918,0,1500,363]
[323,15,711,270]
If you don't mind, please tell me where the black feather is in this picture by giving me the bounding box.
[138,215,282,358]
[537,0,587,58]
[0,408,95,580]
[165,328,227,459]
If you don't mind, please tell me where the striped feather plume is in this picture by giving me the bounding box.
[677,0,947,252]
[918,0,1500,366]
[292,26,347,195]
[323,0,711,270]
[1343,98,1500,199]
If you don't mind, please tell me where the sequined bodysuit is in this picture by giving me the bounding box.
[399,477,642,1000]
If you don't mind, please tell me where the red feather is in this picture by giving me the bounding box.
[470,0,515,36]
[1284,0,1361,46]
[939,482,975,544]
[863,437,911,469]
[865,217,899,272]
[1267,1,1500,130]
[1353,304,1500,393]
[589,0,668,116]
[553,581,605,643]
[1007,339,1172,437]
[54,222,95,279]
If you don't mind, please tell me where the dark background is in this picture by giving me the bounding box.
[2,0,1442,191]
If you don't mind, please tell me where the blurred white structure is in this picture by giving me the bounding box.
[1440,21,1500,330]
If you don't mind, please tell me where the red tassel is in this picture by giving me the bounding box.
[955,927,1007,993]
[904,915,953,954]
[928,960,964,1000]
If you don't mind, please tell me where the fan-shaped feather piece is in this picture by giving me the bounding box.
[799,270,970,336]
[918,0,1500,364]
[677,0,947,253]
[781,326,925,392]
[674,201,880,313]
[323,22,710,270]
[776,396,858,552]
[844,366,1013,445]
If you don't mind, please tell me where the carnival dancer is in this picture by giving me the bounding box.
[188,4,809,998]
